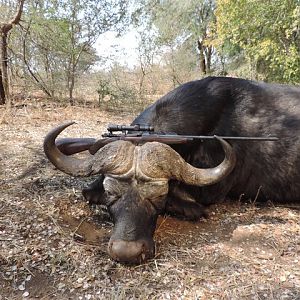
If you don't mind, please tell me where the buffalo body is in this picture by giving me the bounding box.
[133,76,300,203]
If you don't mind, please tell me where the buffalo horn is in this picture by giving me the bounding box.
[139,138,236,186]
[44,122,94,176]
[169,137,236,185]
[44,122,135,177]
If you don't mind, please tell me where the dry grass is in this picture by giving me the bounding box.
[0,101,300,299]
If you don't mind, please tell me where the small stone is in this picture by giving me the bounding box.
[83,282,89,290]
[58,283,66,290]
[25,275,32,281]
[22,291,29,297]
[280,275,287,282]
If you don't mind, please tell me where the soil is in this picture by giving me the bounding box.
[0,101,300,299]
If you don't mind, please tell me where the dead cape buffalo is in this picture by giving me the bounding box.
[44,76,300,264]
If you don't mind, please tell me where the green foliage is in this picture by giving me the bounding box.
[97,65,139,111]
[216,0,300,83]
[133,0,216,78]
[152,0,215,45]
[9,0,130,102]
[0,1,16,19]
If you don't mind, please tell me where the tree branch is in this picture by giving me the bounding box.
[2,0,25,34]
[9,0,25,25]
[21,22,52,98]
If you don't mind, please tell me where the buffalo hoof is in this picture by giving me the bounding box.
[107,239,155,264]
[165,198,207,221]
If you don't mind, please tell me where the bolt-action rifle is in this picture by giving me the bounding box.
[88,124,278,155]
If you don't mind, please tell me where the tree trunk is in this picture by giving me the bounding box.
[0,0,25,105]
[1,31,10,105]
[197,39,206,75]
[205,46,213,74]
[0,68,5,104]
[67,64,75,106]
[139,62,146,99]
[69,77,75,106]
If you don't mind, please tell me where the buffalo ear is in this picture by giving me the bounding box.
[82,176,106,205]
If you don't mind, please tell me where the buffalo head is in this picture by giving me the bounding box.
[44,122,236,264]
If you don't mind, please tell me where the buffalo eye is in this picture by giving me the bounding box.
[138,181,169,211]
[102,177,127,207]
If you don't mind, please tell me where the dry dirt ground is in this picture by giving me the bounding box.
[0,102,300,300]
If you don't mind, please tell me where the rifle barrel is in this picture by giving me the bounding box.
[103,133,278,141]
[179,135,278,141]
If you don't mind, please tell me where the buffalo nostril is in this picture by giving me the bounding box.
[108,239,154,264]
